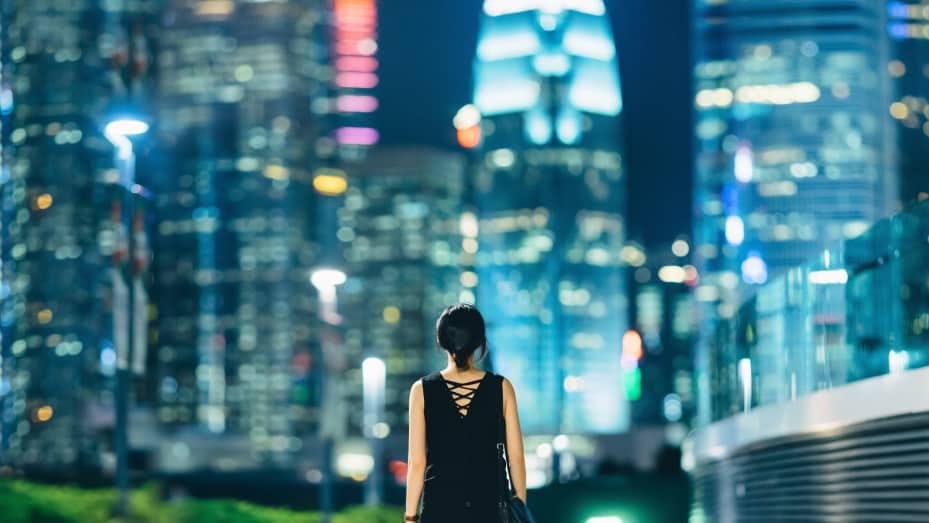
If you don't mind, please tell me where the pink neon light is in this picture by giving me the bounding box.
[334,14,375,25]
[335,56,378,73]
[335,72,378,89]
[335,41,377,56]
[335,127,380,145]
[336,95,378,113]
[335,27,376,37]
[335,41,363,55]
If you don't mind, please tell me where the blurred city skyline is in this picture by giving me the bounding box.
[2,1,928,521]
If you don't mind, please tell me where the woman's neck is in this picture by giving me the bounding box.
[442,356,482,377]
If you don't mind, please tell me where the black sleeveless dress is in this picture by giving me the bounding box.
[420,371,506,523]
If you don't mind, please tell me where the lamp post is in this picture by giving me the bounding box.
[104,116,149,518]
[362,356,385,506]
[311,267,346,523]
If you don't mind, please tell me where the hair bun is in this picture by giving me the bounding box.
[435,303,489,370]
[446,325,473,352]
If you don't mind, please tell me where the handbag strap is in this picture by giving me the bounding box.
[496,374,515,499]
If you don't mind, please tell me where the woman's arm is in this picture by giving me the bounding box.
[405,380,427,517]
[502,377,528,503]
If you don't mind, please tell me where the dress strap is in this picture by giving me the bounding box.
[441,377,484,386]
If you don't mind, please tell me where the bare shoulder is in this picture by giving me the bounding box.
[500,375,517,399]
[409,379,424,402]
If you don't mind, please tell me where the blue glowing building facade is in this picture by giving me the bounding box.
[471,0,628,434]
[886,1,929,205]
[692,0,899,423]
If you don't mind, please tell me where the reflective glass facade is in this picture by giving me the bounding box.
[154,0,329,464]
[0,0,158,471]
[701,200,929,421]
[887,1,929,205]
[472,0,628,434]
[692,0,900,423]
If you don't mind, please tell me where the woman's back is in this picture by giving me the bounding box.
[420,370,505,522]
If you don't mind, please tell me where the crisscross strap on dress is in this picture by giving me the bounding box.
[443,377,483,418]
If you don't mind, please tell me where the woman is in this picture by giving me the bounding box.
[404,303,528,522]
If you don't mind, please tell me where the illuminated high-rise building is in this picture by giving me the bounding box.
[0,1,158,471]
[692,0,899,423]
[470,0,628,434]
[329,0,379,162]
[886,1,929,205]
[154,0,329,467]
[337,147,466,437]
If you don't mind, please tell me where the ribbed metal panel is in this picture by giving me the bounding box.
[692,413,929,522]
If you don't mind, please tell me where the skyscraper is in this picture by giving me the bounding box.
[471,0,628,434]
[329,0,379,161]
[154,0,329,467]
[692,0,899,423]
[337,147,467,437]
[886,1,929,205]
[0,0,157,471]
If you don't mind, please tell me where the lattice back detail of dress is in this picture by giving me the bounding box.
[443,378,483,418]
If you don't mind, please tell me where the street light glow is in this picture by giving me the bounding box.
[310,268,347,290]
[105,118,149,139]
[362,357,386,390]
[104,117,149,160]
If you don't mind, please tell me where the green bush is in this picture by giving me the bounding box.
[0,480,116,523]
[0,480,403,523]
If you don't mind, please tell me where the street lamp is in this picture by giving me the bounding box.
[362,356,386,506]
[104,115,149,518]
[311,267,347,523]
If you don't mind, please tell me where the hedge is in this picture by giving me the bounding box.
[0,480,403,523]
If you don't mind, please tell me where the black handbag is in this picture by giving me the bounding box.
[496,381,537,523]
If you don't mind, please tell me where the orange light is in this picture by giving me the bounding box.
[622,330,643,360]
[35,193,53,210]
[333,0,376,14]
[36,405,54,422]
[313,169,348,196]
[37,309,53,324]
[457,125,481,149]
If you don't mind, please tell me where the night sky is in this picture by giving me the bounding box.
[376,0,693,248]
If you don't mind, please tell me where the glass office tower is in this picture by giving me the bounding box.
[887,1,929,205]
[154,0,329,467]
[0,0,158,472]
[692,0,898,423]
[472,0,628,434]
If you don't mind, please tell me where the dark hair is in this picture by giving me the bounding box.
[435,303,488,370]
